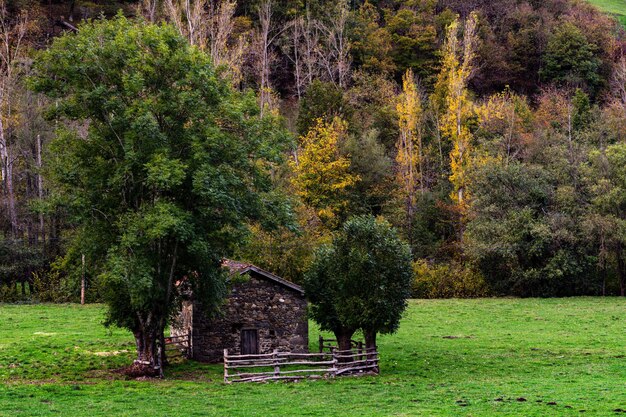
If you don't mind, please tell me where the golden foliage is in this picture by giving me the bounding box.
[290,118,360,228]
[412,259,489,298]
[475,88,534,161]
[435,12,478,213]
[396,69,424,219]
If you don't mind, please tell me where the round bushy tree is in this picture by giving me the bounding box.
[304,215,412,352]
[540,22,602,95]
[31,16,290,375]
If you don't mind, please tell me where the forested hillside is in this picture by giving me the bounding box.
[2,0,626,300]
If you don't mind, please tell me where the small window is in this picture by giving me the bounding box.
[269,329,276,337]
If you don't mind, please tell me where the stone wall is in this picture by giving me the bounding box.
[174,271,308,362]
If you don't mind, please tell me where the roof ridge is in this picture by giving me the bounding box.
[223,259,305,295]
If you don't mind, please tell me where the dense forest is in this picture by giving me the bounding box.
[2,0,626,301]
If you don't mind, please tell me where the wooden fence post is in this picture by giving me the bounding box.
[223,349,229,383]
[331,347,337,378]
[366,346,379,374]
[319,335,324,353]
[80,253,85,305]
[273,349,280,377]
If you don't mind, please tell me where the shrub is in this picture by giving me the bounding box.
[0,283,25,303]
[412,260,490,299]
[32,270,69,303]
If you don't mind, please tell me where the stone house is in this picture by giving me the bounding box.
[172,260,308,362]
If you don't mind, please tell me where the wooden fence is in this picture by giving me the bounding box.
[164,333,191,360]
[318,335,364,353]
[223,348,379,383]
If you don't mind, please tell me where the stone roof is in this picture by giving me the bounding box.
[222,259,305,296]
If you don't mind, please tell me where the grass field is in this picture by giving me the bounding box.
[1,298,626,416]
[587,0,626,25]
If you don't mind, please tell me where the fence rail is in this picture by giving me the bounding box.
[224,347,379,383]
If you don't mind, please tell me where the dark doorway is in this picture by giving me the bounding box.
[241,329,258,354]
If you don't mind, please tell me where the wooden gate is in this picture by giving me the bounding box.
[164,333,191,360]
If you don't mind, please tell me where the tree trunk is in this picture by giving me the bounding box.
[80,253,85,305]
[132,319,165,377]
[133,328,160,373]
[334,327,355,363]
[364,329,377,351]
[129,246,178,377]
[618,244,626,297]
[36,134,45,245]
[363,328,379,373]
[160,332,168,367]
[601,263,607,297]
[258,0,272,117]
[0,116,18,237]
[334,331,352,351]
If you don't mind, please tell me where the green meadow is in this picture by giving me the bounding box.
[588,0,626,25]
[1,298,626,416]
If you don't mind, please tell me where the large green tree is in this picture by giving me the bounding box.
[588,144,626,296]
[304,215,412,352]
[466,162,599,296]
[31,16,290,375]
[540,22,602,95]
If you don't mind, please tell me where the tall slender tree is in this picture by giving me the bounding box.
[0,2,27,238]
[316,0,351,89]
[436,13,478,217]
[396,69,425,235]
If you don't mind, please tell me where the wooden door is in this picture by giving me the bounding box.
[241,329,258,355]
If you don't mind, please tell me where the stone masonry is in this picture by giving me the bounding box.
[172,261,308,362]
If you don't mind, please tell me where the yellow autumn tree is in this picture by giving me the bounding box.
[436,12,478,213]
[475,87,533,162]
[396,69,424,227]
[291,117,360,229]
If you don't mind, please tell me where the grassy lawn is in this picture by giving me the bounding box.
[1,298,626,416]
[587,0,626,25]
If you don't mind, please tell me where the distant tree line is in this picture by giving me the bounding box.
[2,0,626,301]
